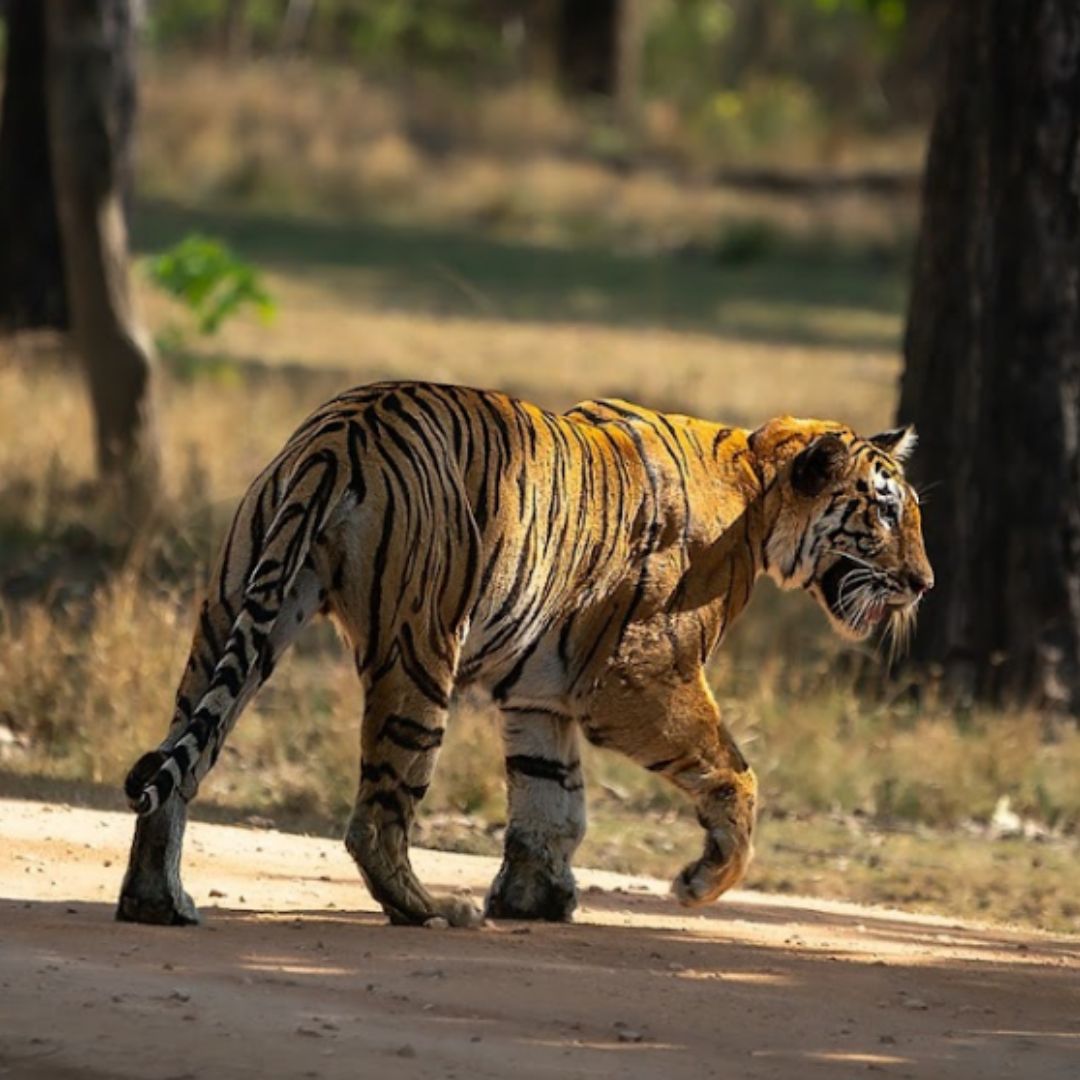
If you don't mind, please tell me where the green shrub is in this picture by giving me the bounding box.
[148,233,276,338]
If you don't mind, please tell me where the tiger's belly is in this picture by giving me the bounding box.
[457,618,574,708]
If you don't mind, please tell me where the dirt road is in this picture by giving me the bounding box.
[0,797,1076,1080]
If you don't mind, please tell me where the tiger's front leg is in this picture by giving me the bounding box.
[584,667,757,907]
[486,708,586,921]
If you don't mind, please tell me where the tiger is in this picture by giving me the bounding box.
[117,381,932,928]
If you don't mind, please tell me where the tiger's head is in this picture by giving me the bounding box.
[757,419,933,649]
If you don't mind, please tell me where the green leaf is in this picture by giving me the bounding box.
[147,234,276,339]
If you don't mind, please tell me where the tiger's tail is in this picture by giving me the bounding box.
[125,449,350,816]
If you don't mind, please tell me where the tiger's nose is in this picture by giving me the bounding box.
[906,570,934,595]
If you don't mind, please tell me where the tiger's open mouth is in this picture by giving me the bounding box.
[818,556,907,637]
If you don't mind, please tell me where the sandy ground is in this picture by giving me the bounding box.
[0,798,1076,1080]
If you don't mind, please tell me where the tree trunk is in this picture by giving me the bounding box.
[520,0,559,85]
[44,0,161,506]
[221,0,251,59]
[900,1,1080,713]
[614,0,647,128]
[556,0,618,97]
[0,0,67,330]
[278,0,315,55]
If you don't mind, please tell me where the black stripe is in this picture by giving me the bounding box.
[346,419,368,499]
[646,758,677,773]
[505,754,581,789]
[361,480,396,671]
[365,789,405,823]
[399,623,451,708]
[244,597,277,624]
[491,634,543,701]
[712,427,733,455]
[361,761,399,784]
[499,704,574,721]
[377,713,444,752]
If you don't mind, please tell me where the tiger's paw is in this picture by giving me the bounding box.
[116,885,201,926]
[486,859,578,922]
[387,893,484,928]
[435,894,486,928]
[672,832,752,908]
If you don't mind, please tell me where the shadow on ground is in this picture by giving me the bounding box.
[3,894,1076,1080]
[133,199,907,351]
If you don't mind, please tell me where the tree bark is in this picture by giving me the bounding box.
[900,1,1080,713]
[556,0,618,97]
[0,0,67,330]
[278,0,315,55]
[44,0,161,505]
[221,0,251,59]
[614,0,647,129]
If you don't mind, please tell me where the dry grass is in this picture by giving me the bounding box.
[137,59,921,253]
[139,272,900,431]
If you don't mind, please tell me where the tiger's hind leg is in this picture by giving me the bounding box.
[344,655,483,928]
[486,709,585,922]
[117,566,325,925]
[116,796,199,925]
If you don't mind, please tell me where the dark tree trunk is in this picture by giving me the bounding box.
[882,0,950,124]
[0,0,67,330]
[556,0,618,96]
[900,1,1080,713]
[553,0,645,129]
[45,0,161,506]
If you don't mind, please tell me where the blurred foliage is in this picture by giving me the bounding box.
[147,0,508,72]
[647,0,912,136]
[147,233,275,337]
[148,0,281,51]
[341,0,506,73]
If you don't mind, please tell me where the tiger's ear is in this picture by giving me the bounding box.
[870,425,917,462]
[791,434,849,498]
